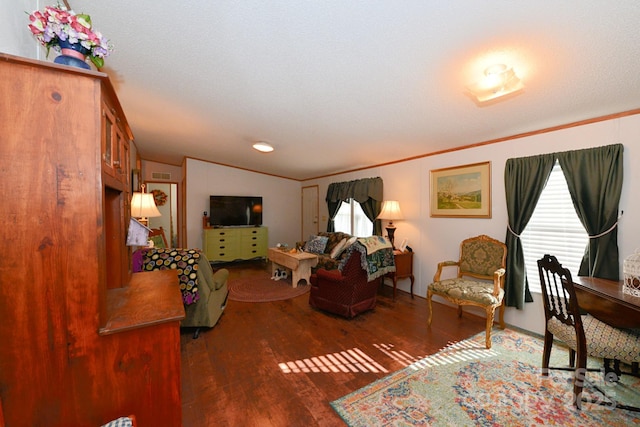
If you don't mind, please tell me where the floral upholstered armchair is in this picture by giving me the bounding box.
[427,234,507,349]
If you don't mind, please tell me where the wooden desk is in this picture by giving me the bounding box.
[574,276,640,329]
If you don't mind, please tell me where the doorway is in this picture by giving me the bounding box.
[146,182,179,247]
[301,185,319,240]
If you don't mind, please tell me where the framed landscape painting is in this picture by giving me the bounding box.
[430,161,491,218]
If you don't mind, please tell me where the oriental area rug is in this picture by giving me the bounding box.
[228,273,310,303]
[331,328,640,426]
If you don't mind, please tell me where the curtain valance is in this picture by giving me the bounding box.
[326,177,383,203]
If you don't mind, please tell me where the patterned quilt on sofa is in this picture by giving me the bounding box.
[340,236,396,281]
[138,248,201,305]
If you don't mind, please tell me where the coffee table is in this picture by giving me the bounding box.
[268,248,318,288]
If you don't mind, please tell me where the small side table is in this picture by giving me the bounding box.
[384,250,415,300]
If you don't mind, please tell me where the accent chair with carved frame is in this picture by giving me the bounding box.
[427,234,507,349]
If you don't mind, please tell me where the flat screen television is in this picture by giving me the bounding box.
[209,195,263,227]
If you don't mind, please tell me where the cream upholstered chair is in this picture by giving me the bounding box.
[427,234,507,349]
[537,254,640,410]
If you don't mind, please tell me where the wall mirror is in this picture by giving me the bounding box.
[146,181,178,247]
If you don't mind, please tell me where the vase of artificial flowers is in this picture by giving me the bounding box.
[27,3,112,70]
[54,38,92,70]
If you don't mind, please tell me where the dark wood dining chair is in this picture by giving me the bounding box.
[537,254,640,411]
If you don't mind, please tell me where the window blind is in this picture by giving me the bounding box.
[334,199,373,237]
[520,161,589,293]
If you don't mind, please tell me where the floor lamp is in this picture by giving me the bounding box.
[376,200,404,249]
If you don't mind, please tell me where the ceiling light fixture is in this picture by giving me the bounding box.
[466,64,524,103]
[252,141,274,153]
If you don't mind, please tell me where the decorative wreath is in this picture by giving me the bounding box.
[151,189,168,206]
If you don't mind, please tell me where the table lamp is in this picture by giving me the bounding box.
[131,184,161,226]
[376,200,404,249]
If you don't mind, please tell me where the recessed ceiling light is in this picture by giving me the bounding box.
[252,141,274,153]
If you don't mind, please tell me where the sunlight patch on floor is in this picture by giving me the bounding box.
[278,338,498,375]
[278,348,389,374]
[373,343,426,366]
[407,338,499,371]
[371,338,499,371]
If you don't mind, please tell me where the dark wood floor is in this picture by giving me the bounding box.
[179,261,485,427]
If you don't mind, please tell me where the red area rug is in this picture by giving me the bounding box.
[228,273,310,302]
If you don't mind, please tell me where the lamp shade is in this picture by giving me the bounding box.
[131,192,161,219]
[377,200,404,221]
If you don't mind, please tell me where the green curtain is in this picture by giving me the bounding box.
[503,154,555,309]
[359,198,383,236]
[504,143,624,309]
[325,177,384,235]
[326,199,342,232]
[557,144,623,280]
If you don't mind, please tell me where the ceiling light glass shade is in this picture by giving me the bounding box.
[253,141,274,152]
[131,192,161,219]
[376,200,404,221]
[467,64,524,103]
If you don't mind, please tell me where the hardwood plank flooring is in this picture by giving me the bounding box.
[180,260,485,426]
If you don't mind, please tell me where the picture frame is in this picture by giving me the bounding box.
[430,161,491,218]
[399,238,409,252]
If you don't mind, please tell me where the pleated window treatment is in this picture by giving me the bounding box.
[325,177,383,235]
[503,144,623,309]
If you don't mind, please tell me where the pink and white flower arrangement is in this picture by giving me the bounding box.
[27,3,112,69]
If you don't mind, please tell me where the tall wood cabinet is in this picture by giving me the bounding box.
[0,54,184,426]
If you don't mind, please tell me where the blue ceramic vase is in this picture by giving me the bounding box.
[53,39,91,70]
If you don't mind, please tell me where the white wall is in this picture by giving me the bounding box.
[185,158,301,250]
[304,114,640,335]
[2,1,48,60]
[142,160,183,184]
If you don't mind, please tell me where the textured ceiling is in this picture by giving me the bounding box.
[70,1,640,180]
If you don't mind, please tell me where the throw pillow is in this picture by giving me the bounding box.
[345,236,357,248]
[304,235,329,254]
[330,238,348,259]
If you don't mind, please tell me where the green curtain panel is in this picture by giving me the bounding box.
[359,197,383,236]
[557,144,623,280]
[326,199,342,232]
[503,154,555,309]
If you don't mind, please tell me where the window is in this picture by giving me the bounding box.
[520,161,589,293]
[334,199,373,237]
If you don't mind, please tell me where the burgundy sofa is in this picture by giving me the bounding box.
[309,249,380,318]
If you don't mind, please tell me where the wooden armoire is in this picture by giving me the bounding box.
[0,54,185,426]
